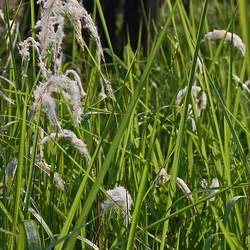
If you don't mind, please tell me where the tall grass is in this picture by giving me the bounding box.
[0,0,250,249]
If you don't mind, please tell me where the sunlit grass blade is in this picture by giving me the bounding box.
[160,1,208,249]
[64,3,178,249]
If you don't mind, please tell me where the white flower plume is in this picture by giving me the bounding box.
[209,178,220,202]
[204,29,245,56]
[36,159,65,191]
[41,129,89,162]
[102,186,133,226]
[157,168,195,205]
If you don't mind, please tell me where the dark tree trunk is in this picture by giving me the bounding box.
[84,0,162,56]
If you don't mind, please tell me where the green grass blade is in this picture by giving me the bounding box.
[23,220,42,250]
[126,116,158,250]
[160,1,208,248]
[63,3,178,249]
[11,93,28,249]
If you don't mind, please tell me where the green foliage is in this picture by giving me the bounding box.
[0,0,249,249]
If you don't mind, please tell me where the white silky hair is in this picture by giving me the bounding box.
[102,186,133,226]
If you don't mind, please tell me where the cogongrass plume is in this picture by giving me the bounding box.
[200,177,220,202]
[176,85,207,117]
[19,0,113,129]
[0,90,14,104]
[65,0,104,62]
[64,0,114,98]
[209,178,220,202]
[157,168,196,212]
[157,168,170,183]
[36,159,65,191]
[203,29,245,56]
[33,73,85,127]
[40,129,89,162]
[176,84,207,132]
[175,55,206,132]
[233,74,250,95]
[102,186,133,226]
[200,178,208,189]
[197,57,204,75]
[36,0,65,73]
[242,82,250,95]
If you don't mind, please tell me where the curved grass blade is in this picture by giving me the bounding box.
[160,1,208,249]
[63,2,178,249]
[11,93,28,249]
[23,220,42,250]
[223,196,245,225]
[28,208,54,239]
[203,233,223,250]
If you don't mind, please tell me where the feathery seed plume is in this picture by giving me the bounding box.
[41,129,89,161]
[36,159,65,191]
[0,90,14,104]
[102,186,133,226]
[176,84,207,119]
[204,29,245,56]
[65,0,104,61]
[157,168,195,205]
[209,178,220,202]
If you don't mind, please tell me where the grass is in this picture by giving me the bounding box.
[0,0,250,249]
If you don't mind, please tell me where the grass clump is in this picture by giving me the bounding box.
[0,0,250,249]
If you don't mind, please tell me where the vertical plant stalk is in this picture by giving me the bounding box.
[224,21,234,187]
[11,94,28,249]
[3,0,20,118]
[159,1,208,249]
[95,0,114,56]
[30,0,36,80]
[63,3,178,249]
[237,0,250,245]
[24,110,40,217]
[210,205,237,250]
[126,116,158,250]
[238,0,250,77]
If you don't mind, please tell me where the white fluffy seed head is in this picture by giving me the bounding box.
[233,74,241,83]
[200,179,208,189]
[41,93,61,128]
[210,178,220,189]
[204,29,245,56]
[19,37,40,61]
[0,91,14,104]
[102,186,133,226]
[36,0,65,64]
[65,69,86,97]
[19,0,111,130]
[156,168,170,183]
[65,0,104,61]
[40,129,89,161]
[19,40,31,59]
[209,178,220,202]
[36,159,65,191]
[176,177,194,203]
[197,57,203,75]
[34,74,84,126]
[156,169,195,205]
[176,84,207,118]
[33,78,61,128]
